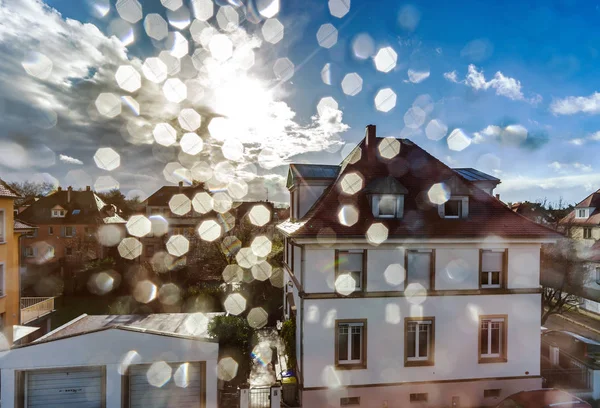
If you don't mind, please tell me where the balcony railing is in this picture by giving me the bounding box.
[20,297,55,325]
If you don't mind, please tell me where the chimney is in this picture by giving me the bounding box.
[67,186,72,203]
[365,124,376,162]
[57,186,62,192]
[86,186,91,191]
[495,193,500,200]
[178,181,183,193]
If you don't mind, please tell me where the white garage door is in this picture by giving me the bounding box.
[25,367,104,408]
[129,362,203,408]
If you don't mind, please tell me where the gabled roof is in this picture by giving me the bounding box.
[364,176,408,194]
[0,179,21,199]
[453,168,500,182]
[279,125,562,240]
[31,313,223,346]
[18,189,126,225]
[559,189,600,225]
[13,219,37,231]
[146,184,206,206]
[287,164,340,188]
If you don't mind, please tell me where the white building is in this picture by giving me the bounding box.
[278,125,561,408]
[0,313,218,408]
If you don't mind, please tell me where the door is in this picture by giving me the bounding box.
[25,367,104,408]
[129,362,203,408]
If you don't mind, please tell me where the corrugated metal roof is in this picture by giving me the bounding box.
[453,168,500,182]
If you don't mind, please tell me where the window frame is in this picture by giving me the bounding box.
[335,250,367,293]
[48,226,54,235]
[576,208,589,219]
[371,194,404,219]
[51,208,66,218]
[410,393,428,403]
[444,199,462,218]
[0,263,5,297]
[65,247,73,256]
[583,227,593,239]
[334,319,367,370]
[24,247,34,257]
[479,249,508,289]
[404,317,435,367]
[478,315,508,364]
[64,226,75,237]
[404,249,435,291]
[595,267,600,285]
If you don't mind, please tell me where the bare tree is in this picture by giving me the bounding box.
[540,239,588,325]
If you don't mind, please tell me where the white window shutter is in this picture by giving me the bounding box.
[397,195,404,218]
[372,196,380,217]
[461,197,469,218]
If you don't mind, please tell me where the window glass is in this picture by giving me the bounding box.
[407,251,431,289]
[444,200,461,217]
[379,195,396,216]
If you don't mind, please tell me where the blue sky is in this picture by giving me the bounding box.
[1,0,600,205]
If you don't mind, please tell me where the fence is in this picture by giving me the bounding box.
[236,384,281,408]
[250,386,271,408]
[541,342,594,391]
[20,297,55,325]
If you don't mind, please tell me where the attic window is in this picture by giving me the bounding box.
[576,208,589,219]
[51,209,66,218]
[372,195,404,218]
[72,209,81,215]
[439,197,468,219]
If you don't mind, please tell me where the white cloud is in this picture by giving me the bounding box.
[446,64,540,104]
[443,70,459,83]
[0,0,349,197]
[573,162,593,172]
[548,161,564,171]
[499,173,600,192]
[547,161,591,173]
[59,154,83,165]
[472,125,501,144]
[569,138,585,146]
[590,131,600,141]
[550,92,600,115]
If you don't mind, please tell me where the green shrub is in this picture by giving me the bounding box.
[208,315,254,349]
[281,318,296,369]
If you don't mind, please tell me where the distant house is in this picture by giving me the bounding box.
[510,201,553,226]
[559,189,600,243]
[278,125,561,408]
[0,179,37,344]
[18,186,126,267]
[0,313,219,408]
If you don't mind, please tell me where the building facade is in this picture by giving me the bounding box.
[278,126,561,407]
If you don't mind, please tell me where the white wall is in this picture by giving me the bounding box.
[0,329,218,408]
[301,294,541,388]
[293,245,302,284]
[300,243,541,294]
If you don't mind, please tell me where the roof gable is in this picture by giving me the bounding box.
[0,179,21,199]
[279,126,562,240]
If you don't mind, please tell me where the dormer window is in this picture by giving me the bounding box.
[576,208,589,219]
[51,207,66,218]
[365,176,408,220]
[439,197,469,219]
[372,195,404,218]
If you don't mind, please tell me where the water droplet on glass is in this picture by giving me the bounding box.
[316,23,338,48]
[374,47,397,73]
[374,88,397,112]
[447,128,471,151]
[341,73,363,96]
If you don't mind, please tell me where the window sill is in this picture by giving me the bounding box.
[335,363,367,370]
[405,360,434,367]
[478,357,507,364]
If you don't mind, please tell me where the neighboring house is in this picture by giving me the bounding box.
[511,201,553,226]
[0,313,218,408]
[0,180,37,344]
[18,186,126,267]
[541,329,600,400]
[559,189,600,243]
[141,182,276,264]
[277,125,562,408]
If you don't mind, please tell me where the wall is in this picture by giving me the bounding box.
[23,224,101,262]
[0,197,20,333]
[569,226,600,244]
[300,243,541,293]
[300,293,541,388]
[0,329,219,408]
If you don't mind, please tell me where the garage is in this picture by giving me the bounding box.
[128,362,204,408]
[23,367,104,408]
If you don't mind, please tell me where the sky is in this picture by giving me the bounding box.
[1,0,600,206]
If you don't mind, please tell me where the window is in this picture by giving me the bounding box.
[48,226,53,235]
[65,247,73,256]
[480,250,506,289]
[484,389,502,399]
[51,209,66,217]
[576,208,589,219]
[146,245,155,257]
[444,199,461,218]
[439,197,468,219]
[335,320,367,369]
[596,267,600,285]
[340,397,360,406]
[0,209,4,243]
[24,247,34,257]
[405,317,435,367]
[584,227,592,239]
[335,250,365,293]
[0,264,4,296]
[372,194,404,218]
[84,227,92,235]
[410,393,428,402]
[406,250,434,290]
[479,315,507,363]
[72,209,81,215]
[64,226,75,237]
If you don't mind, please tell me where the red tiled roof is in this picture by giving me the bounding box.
[280,126,562,240]
[14,219,37,231]
[0,179,21,199]
[560,189,600,226]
